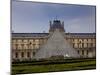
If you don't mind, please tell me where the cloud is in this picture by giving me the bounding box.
[12,1,96,33]
[64,15,95,33]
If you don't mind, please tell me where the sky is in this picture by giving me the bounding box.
[12,0,96,33]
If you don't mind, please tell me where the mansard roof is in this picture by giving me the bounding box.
[66,33,96,35]
[12,33,96,38]
[12,33,49,37]
[66,33,96,38]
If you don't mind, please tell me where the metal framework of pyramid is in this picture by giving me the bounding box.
[35,29,80,59]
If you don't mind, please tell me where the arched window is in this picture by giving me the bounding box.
[29,41,34,49]
[84,39,87,48]
[33,52,35,56]
[79,39,82,48]
[74,39,78,43]
[82,50,84,55]
[15,52,18,58]
[21,52,24,58]
[35,39,39,44]
[12,40,16,44]
[23,44,28,49]
[27,52,30,58]
[77,50,79,54]
[74,43,78,48]
[29,39,33,44]
[87,50,88,56]
[23,40,28,45]
[17,40,22,45]
[35,44,39,49]
[18,44,22,50]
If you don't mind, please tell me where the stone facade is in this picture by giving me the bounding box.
[12,20,96,61]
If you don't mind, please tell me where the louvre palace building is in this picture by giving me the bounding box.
[12,20,96,61]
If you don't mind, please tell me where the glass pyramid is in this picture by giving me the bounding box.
[35,29,80,59]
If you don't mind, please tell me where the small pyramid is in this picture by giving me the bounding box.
[35,29,80,59]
